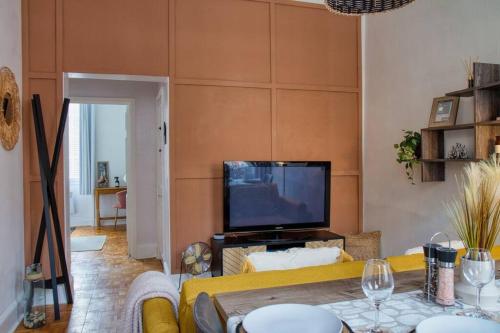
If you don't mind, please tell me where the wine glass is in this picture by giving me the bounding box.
[361,259,395,333]
[460,248,495,319]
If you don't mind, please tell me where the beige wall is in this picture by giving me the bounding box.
[0,0,23,331]
[363,0,500,257]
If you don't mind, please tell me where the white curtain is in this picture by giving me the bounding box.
[79,104,95,195]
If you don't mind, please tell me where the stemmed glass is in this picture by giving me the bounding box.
[361,259,395,333]
[460,248,495,319]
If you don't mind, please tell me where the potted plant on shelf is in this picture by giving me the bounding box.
[447,156,500,306]
[394,130,421,184]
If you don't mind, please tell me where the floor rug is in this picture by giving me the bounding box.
[71,235,107,252]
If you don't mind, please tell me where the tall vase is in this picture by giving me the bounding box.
[455,259,500,307]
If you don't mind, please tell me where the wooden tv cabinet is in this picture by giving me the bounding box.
[210,230,344,277]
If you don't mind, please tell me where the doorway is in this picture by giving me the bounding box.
[67,100,129,254]
[63,74,170,269]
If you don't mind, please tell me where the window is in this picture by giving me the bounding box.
[68,103,80,190]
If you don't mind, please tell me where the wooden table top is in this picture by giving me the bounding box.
[214,262,500,325]
[94,186,127,194]
[214,269,424,323]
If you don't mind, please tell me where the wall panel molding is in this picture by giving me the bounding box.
[62,0,169,75]
[174,84,272,179]
[275,89,360,171]
[22,0,66,278]
[23,0,361,273]
[174,78,360,93]
[275,2,359,87]
[27,0,56,73]
[170,0,362,270]
[174,0,272,83]
[331,175,359,235]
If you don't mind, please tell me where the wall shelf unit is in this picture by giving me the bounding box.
[421,63,500,182]
[420,158,479,163]
[421,123,475,131]
[445,80,500,98]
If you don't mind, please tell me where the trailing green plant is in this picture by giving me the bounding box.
[446,156,500,251]
[394,130,421,184]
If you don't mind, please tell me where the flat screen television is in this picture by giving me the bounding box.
[223,161,331,232]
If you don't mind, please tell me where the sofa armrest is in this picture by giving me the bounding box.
[143,297,179,333]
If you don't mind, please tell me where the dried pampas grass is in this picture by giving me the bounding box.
[447,156,500,250]
[462,56,478,81]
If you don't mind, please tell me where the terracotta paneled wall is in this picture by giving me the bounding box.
[62,0,169,75]
[169,0,361,271]
[21,0,67,278]
[22,0,361,274]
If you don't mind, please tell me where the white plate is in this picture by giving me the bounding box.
[416,315,500,333]
[242,303,343,333]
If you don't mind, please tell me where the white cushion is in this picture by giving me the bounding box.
[404,240,464,255]
[246,247,341,272]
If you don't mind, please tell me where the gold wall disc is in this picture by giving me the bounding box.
[0,67,21,151]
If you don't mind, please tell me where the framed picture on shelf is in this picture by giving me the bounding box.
[96,161,109,188]
[428,96,460,128]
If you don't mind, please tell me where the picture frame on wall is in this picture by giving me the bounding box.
[96,161,109,188]
[428,96,460,128]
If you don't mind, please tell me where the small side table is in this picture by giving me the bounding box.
[94,186,127,228]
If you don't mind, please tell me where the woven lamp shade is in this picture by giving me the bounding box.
[324,0,415,15]
[0,67,21,151]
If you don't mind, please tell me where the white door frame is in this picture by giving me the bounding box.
[62,97,139,257]
[155,83,171,272]
[62,73,170,269]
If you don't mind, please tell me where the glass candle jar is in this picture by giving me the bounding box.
[23,263,46,329]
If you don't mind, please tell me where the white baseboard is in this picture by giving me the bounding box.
[0,298,22,333]
[135,243,158,259]
[163,260,171,275]
[99,220,127,227]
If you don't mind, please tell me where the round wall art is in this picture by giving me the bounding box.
[0,67,21,151]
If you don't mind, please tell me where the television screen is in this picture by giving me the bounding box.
[223,161,331,232]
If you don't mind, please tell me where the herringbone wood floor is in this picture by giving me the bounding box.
[15,226,163,333]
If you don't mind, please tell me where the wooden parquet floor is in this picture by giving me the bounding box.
[15,226,163,333]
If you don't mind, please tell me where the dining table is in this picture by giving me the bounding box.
[213,262,500,333]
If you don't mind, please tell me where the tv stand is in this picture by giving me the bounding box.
[211,230,344,277]
[248,232,293,242]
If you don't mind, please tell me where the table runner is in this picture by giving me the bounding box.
[226,289,500,333]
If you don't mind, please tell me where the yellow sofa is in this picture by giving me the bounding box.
[143,245,500,333]
[143,297,179,333]
[143,260,365,333]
